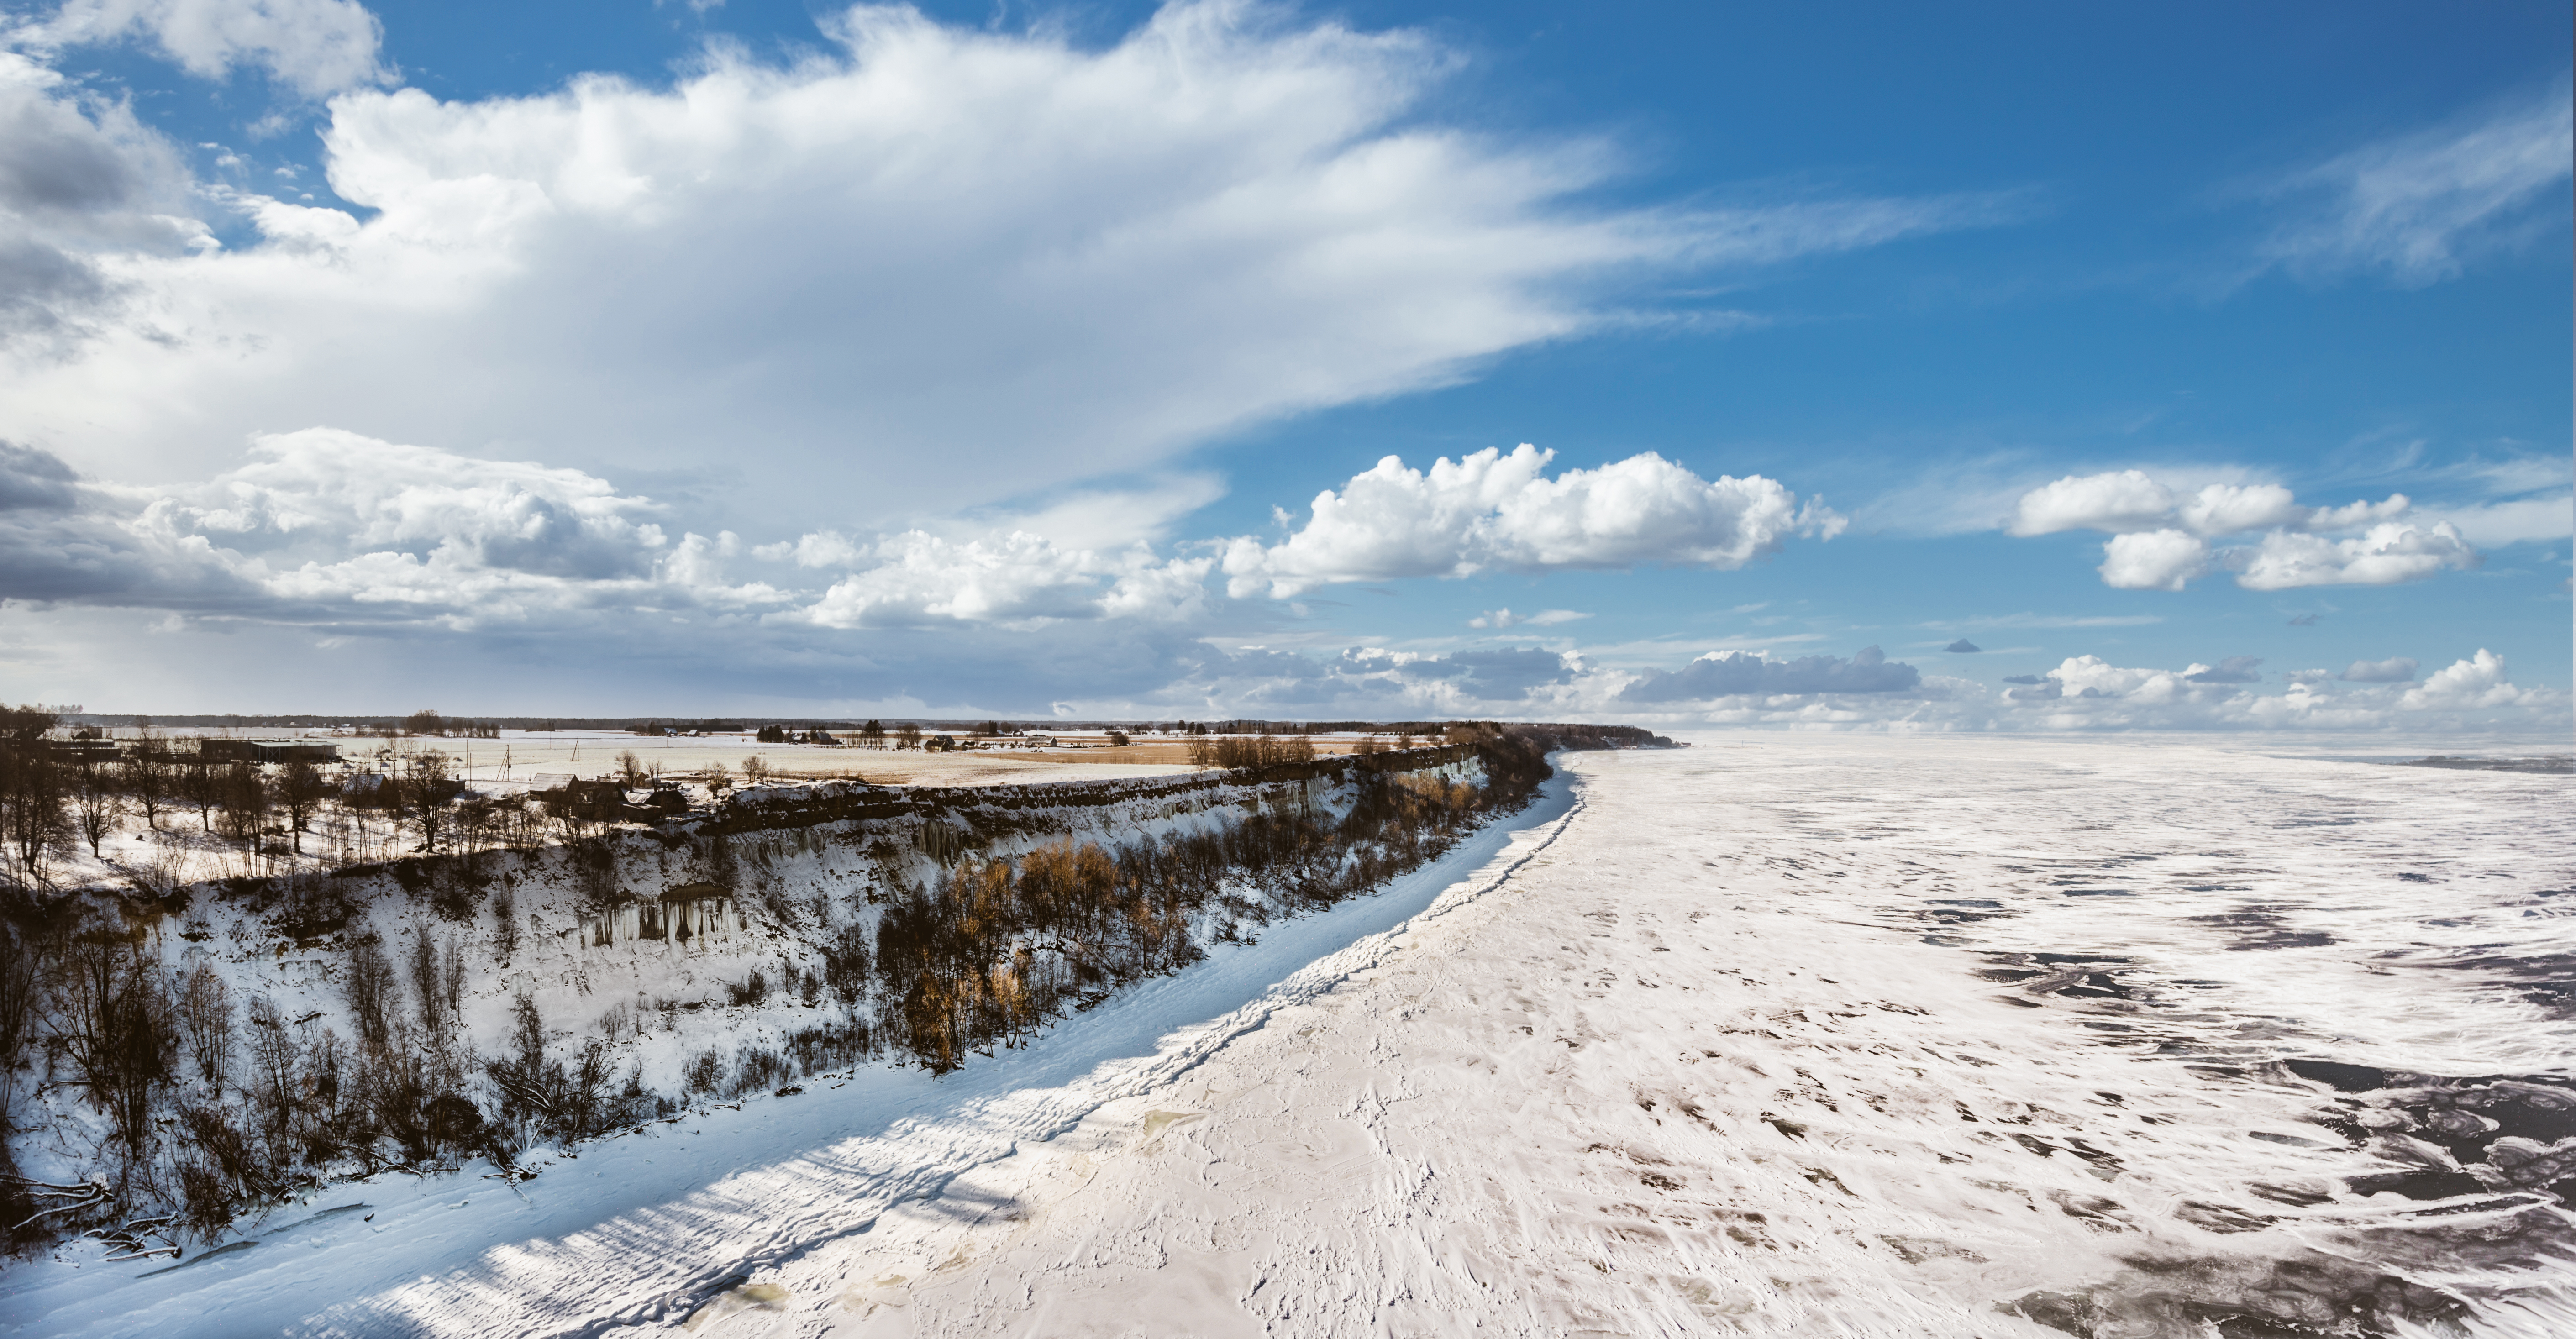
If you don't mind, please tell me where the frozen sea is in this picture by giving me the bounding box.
[4,736,2570,1337]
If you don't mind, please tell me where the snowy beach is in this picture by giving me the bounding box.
[4,737,2571,1337]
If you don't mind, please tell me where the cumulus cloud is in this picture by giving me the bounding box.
[0,51,203,348]
[1942,639,1979,653]
[2009,468,2483,592]
[2339,656,2418,683]
[2234,520,2478,590]
[1962,649,2559,732]
[0,429,810,624]
[1220,445,1841,599]
[2397,649,2545,711]
[14,0,389,97]
[1617,645,1919,704]
[794,530,1210,629]
[2256,85,2573,287]
[0,438,250,604]
[2009,470,2407,540]
[0,1,2002,533]
[1335,646,1576,704]
[2097,529,2209,591]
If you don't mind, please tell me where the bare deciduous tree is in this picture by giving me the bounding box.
[71,760,125,859]
[125,732,170,830]
[0,748,71,887]
[244,993,300,1124]
[0,925,38,1118]
[53,940,175,1163]
[403,751,454,853]
[409,927,445,1034]
[178,963,234,1090]
[345,936,399,1055]
[275,758,328,855]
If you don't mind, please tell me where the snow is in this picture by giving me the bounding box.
[0,756,1562,1336]
[5,737,2571,1336]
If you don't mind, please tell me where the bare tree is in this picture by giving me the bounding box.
[344,935,400,1057]
[409,927,444,1033]
[71,760,125,859]
[0,748,71,887]
[896,723,921,750]
[491,883,520,961]
[216,761,270,852]
[52,940,174,1162]
[740,755,769,783]
[179,758,220,833]
[244,993,300,1123]
[275,758,328,854]
[440,935,466,1021]
[125,731,170,830]
[615,751,646,788]
[0,925,37,1119]
[178,963,234,1090]
[403,751,454,853]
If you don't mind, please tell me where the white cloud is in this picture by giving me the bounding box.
[2339,656,2417,683]
[15,0,388,97]
[2258,85,2574,287]
[2008,469,2176,536]
[1220,444,1841,599]
[0,0,2003,535]
[793,530,1211,629]
[0,428,814,624]
[0,50,203,348]
[2234,520,2478,591]
[2097,530,2208,591]
[2398,649,2546,711]
[2176,482,2308,535]
[1469,607,1588,629]
[2010,470,2408,540]
[2008,468,2490,592]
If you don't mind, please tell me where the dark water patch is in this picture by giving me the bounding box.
[2428,950,2576,1017]
[2230,929,2336,951]
[2008,1248,2475,1337]
[2350,1169,2488,1201]
[2192,907,2337,953]
[2278,1062,2576,1206]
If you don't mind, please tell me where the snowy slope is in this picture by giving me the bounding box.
[0,766,1569,1337]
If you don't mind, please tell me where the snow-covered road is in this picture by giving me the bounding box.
[7,737,2571,1338]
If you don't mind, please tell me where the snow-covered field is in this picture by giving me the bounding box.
[4,737,2570,1337]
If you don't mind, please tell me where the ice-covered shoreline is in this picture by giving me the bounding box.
[737,738,2574,1338]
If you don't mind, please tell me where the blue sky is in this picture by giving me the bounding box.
[0,0,2566,730]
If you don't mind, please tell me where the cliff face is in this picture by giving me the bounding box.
[0,744,1516,1252]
